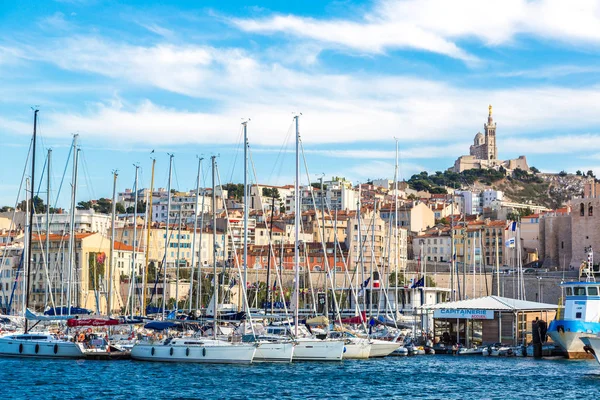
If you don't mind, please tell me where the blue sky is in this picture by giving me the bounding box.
[2,0,600,207]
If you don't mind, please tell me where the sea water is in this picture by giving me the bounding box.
[1,356,598,399]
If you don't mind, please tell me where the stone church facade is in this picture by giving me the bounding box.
[453,106,529,173]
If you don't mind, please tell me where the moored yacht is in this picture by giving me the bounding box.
[131,337,257,364]
[0,332,85,358]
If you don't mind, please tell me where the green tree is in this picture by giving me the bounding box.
[18,196,46,213]
[587,170,595,178]
[576,170,582,176]
[262,187,281,199]
[77,200,92,210]
[94,198,113,214]
[0,206,14,213]
[530,166,540,174]
[116,202,126,214]
[126,200,147,214]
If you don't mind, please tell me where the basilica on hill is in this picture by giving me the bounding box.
[452,105,529,173]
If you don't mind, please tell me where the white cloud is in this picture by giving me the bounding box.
[231,0,600,62]
[502,134,600,155]
[5,36,600,151]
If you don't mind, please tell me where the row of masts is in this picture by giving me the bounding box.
[17,111,420,336]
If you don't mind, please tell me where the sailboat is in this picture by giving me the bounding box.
[288,115,344,362]
[0,111,86,359]
[131,156,257,364]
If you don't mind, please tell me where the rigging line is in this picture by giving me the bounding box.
[227,125,245,184]
[0,138,34,303]
[172,159,181,192]
[267,121,294,184]
[79,149,97,202]
[299,139,344,324]
[214,161,256,336]
[50,138,74,217]
[246,146,292,326]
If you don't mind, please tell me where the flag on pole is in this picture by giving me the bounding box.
[411,276,424,289]
[506,221,517,231]
[358,277,370,296]
[505,237,516,248]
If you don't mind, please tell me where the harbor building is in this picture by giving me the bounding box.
[426,296,557,347]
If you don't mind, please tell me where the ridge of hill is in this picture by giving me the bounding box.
[407,169,589,209]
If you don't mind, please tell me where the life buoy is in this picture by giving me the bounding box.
[54,344,58,354]
[78,333,85,342]
[170,347,174,356]
[186,348,190,356]
[151,347,155,356]
[18,343,23,354]
[35,344,40,354]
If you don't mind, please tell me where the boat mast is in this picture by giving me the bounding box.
[265,195,275,315]
[294,115,300,337]
[108,171,117,315]
[130,165,139,318]
[242,121,249,300]
[66,134,79,316]
[211,155,218,339]
[143,157,155,316]
[24,109,38,333]
[175,209,182,310]
[450,191,455,301]
[189,157,202,312]
[42,149,51,308]
[196,190,205,311]
[394,139,399,312]
[22,179,29,319]
[161,154,173,316]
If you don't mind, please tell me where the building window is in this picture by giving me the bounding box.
[580,203,585,216]
[589,203,593,217]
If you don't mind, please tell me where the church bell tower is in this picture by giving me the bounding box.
[484,104,497,161]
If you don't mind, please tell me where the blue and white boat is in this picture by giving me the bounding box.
[548,280,600,359]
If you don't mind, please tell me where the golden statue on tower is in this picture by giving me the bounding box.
[488,104,492,116]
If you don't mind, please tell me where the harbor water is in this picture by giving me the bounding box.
[2,356,598,399]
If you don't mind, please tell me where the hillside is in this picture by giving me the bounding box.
[407,169,588,209]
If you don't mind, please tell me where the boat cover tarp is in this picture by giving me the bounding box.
[306,316,329,325]
[44,306,92,316]
[144,321,182,331]
[340,312,366,324]
[26,309,71,321]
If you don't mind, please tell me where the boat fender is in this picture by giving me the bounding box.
[202,348,206,357]
[170,347,174,356]
[343,347,347,353]
[54,344,58,354]
[186,348,190,356]
[35,344,40,354]
[151,347,155,356]
[19,343,23,354]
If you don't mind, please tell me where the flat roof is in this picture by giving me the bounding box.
[423,295,558,312]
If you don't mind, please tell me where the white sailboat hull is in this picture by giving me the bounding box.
[131,342,256,364]
[342,340,371,359]
[369,340,401,358]
[293,339,344,361]
[253,341,295,362]
[0,335,85,359]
